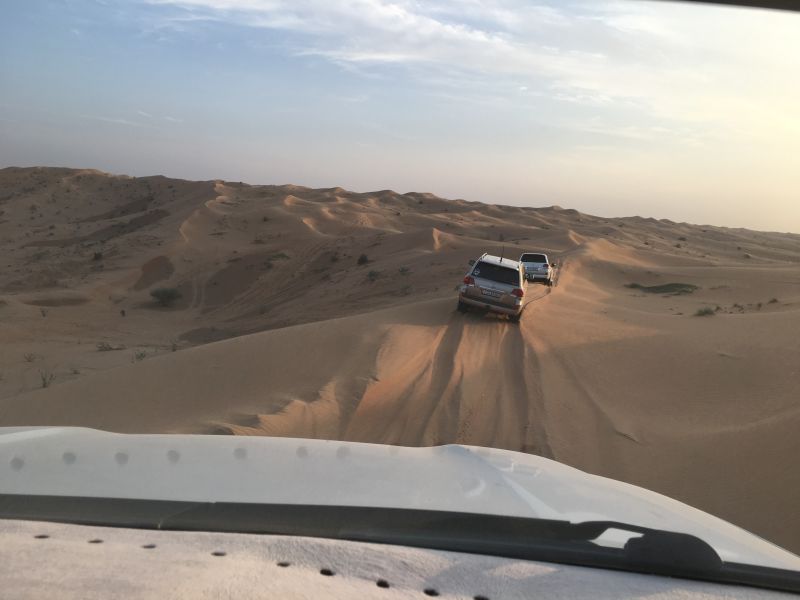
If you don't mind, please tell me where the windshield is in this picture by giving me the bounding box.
[2,0,800,593]
[521,254,547,263]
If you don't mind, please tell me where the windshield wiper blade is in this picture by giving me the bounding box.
[568,520,723,576]
[1,494,798,594]
[157,504,724,578]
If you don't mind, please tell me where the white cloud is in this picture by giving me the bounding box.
[140,0,800,154]
[81,115,148,127]
[144,4,797,100]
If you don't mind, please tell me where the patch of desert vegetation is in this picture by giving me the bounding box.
[625,282,699,295]
[150,287,182,307]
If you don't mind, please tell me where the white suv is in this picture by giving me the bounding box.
[520,252,553,286]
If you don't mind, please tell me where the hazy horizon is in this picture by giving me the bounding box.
[2,161,797,236]
[2,1,800,232]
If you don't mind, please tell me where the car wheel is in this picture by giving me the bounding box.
[457,300,468,313]
[508,313,521,323]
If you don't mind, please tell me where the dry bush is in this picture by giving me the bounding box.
[150,287,182,307]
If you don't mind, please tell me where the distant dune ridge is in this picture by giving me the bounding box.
[2,166,800,552]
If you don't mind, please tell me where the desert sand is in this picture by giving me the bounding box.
[1,166,799,552]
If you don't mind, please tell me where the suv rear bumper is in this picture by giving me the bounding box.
[459,292,522,316]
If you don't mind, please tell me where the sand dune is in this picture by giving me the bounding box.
[1,166,800,552]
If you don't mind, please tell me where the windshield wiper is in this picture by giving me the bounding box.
[1,494,799,594]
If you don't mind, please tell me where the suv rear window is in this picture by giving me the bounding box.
[521,253,547,263]
[472,262,521,286]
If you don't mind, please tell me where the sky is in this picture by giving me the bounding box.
[1,0,799,232]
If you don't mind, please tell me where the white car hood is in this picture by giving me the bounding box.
[1,427,798,571]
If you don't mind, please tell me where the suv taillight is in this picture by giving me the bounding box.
[464,275,475,285]
[512,288,524,298]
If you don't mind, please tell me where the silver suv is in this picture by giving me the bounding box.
[457,253,526,322]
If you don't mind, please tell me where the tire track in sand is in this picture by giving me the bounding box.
[342,304,554,458]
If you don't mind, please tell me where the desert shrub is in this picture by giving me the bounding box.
[23,353,38,363]
[39,369,55,388]
[769,298,779,304]
[625,283,698,295]
[150,287,182,307]
[399,266,411,276]
[92,252,103,261]
[694,307,715,317]
[678,236,687,241]
[367,270,380,282]
[132,350,147,362]
[357,253,369,265]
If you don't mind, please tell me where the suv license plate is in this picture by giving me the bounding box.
[481,289,501,297]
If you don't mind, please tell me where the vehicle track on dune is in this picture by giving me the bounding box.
[335,303,554,458]
[510,322,553,458]
[340,315,466,446]
[413,314,467,446]
[424,312,552,456]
